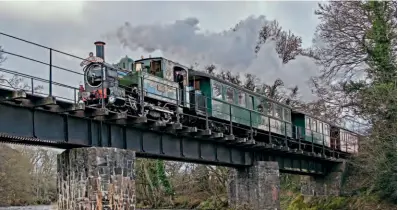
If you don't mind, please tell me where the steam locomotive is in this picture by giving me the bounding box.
[78,41,359,155]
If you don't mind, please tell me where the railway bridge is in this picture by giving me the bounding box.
[0,32,348,210]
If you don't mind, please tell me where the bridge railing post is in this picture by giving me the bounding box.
[140,76,145,115]
[31,78,34,94]
[298,126,301,151]
[311,131,314,154]
[268,117,271,144]
[229,104,233,135]
[205,95,209,130]
[249,111,253,140]
[49,48,53,96]
[284,122,288,148]
[73,89,77,104]
[322,133,325,157]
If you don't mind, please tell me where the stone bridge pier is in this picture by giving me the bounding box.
[57,147,136,210]
[228,161,281,210]
[300,161,347,196]
[227,160,347,210]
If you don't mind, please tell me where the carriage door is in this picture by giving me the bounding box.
[173,66,187,105]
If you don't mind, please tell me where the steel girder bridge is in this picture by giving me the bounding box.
[0,32,346,176]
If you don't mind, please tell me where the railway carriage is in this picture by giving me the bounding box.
[331,127,359,153]
[78,41,359,156]
[188,70,293,139]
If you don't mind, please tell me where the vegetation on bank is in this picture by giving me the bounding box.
[0,1,396,209]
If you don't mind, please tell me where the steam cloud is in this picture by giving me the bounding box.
[109,16,320,101]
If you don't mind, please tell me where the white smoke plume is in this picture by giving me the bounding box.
[109,16,320,101]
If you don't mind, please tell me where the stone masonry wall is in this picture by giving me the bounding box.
[228,161,280,210]
[57,147,136,210]
[300,161,347,196]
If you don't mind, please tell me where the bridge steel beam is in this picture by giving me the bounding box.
[0,91,343,175]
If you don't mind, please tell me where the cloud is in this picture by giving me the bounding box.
[0,1,86,23]
[110,16,320,101]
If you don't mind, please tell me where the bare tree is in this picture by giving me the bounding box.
[305,1,397,202]
[255,20,303,64]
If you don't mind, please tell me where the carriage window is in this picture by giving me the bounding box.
[135,63,142,71]
[255,97,263,112]
[194,80,200,90]
[237,91,245,107]
[247,95,254,109]
[317,121,322,133]
[275,105,283,119]
[323,124,329,136]
[213,82,223,99]
[283,108,291,122]
[225,87,235,103]
[312,119,317,131]
[266,101,273,116]
[305,117,311,129]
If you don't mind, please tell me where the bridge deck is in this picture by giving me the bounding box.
[0,87,342,175]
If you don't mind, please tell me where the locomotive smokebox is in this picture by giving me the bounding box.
[94,41,105,61]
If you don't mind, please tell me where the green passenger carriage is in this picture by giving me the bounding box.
[188,70,293,139]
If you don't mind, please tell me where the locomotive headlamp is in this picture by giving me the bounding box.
[108,96,116,104]
[85,64,103,88]
[108,95,116,104]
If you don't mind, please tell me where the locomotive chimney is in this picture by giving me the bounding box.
[94,41,105,61]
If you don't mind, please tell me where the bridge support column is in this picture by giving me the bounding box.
[228,161,280,210]
[300,161,347,196]
[57,147,136,210]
